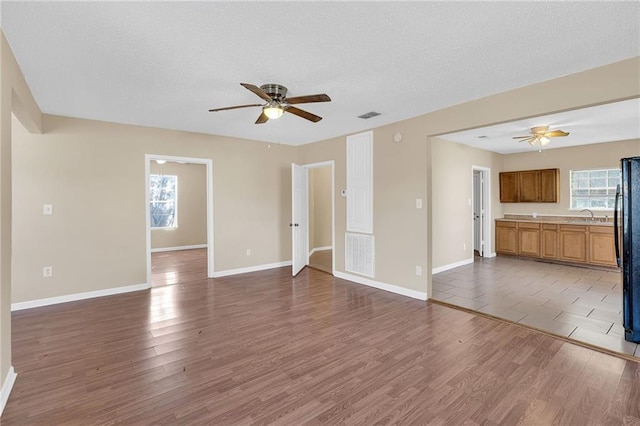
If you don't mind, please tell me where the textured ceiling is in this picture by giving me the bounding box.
[1,1,639,146]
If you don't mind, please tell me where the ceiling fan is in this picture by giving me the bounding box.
[513,126,570,146]
[208,83,331,124]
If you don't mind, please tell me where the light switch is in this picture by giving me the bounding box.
[43,204,53,215]
[416,198,423,209]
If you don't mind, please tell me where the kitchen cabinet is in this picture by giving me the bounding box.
[588,226,618,267]
[496,220,617,268]
[499,172,519,203]
[518,170,540,202]
[559,225,588,263]
[518,222,540,257]
[540,224,558,259]
[540,169,560,202]
[499,168,559,203]
[496,221,517,255]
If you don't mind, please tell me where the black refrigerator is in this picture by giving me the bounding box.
[616,156,640,343]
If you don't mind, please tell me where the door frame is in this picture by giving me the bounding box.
[471,166,492,258]
[298,160,335,275]
[145,154,214,285]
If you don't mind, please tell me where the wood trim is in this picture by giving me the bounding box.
[0,367,17,417]
[432,257,474,274]
[150,244,207,253]
[11,283,150,311]
[211,261,293,278]
[333,271,427,301]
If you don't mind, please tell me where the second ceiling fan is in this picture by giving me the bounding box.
[209,83,331,124]
[513,126,570,147]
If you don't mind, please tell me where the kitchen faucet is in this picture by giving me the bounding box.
[580,208,595,221]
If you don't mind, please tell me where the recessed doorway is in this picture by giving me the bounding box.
[145,154,214,287]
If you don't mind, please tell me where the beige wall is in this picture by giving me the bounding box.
[300,57,640,298]
[309,166,332,251]
[1,31,43,396]
[502,139,640,216]
[431,138,503,268]
[150,161,206,249]
[11,115,296,303]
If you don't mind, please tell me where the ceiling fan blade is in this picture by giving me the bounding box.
[513,136,533,139]
[545,130,570,137]
[517,137,535,144]
[208,103,262,112]
[286,106,322,122]
[255,111,269,124]
[286,94,331,104]
[240,83,273,102]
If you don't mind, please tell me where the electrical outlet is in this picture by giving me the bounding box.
[416,266,422,276]
[43,266,53,278]
[246,249,251,256]
[416,198,423,209]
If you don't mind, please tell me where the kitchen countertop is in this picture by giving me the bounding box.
[496,217,614,227]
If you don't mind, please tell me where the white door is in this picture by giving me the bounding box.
[292,163,309,276]
[473,171,484,256]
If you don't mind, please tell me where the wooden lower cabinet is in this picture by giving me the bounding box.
[496,220,617,268]
[588,226,617,267]
[518,222,540,257]
[496,221,517,255]
[540,224,558,259]
[559,225,587,263]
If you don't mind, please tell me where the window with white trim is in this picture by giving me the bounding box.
[570,168,620,210]
[150,174,177,228]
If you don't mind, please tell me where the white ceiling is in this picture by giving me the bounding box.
[439,98,640,154]
[1,1,639,146]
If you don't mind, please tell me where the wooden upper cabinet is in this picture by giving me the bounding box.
[499,168,559,203]
[540,169,560,203]
[499,172,519,203]
[519,170,541,202]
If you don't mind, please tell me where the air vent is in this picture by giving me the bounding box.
[358,111,381,119]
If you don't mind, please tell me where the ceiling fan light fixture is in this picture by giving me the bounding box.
[539,136,551,146]
[263,103,284,120]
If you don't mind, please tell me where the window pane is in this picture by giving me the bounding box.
[570,168,619,210]
[150,174,177,228]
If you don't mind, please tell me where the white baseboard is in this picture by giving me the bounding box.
[309,246,332,256]
[334,271,427,301]
[484,252,497,258]
[432,257,474,275]
[11,283,151,311]
[151,244,207,253]
[1,366,17,416]
[212,261,292,278]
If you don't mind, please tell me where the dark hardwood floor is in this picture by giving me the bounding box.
[4,250,640,424]
[308,249,332,275]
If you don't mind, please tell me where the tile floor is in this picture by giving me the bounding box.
[432,255,638,357]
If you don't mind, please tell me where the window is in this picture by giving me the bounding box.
[570,168,620,210]
[150,174,177,228]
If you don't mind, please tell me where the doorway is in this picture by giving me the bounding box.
[291,161,335,276]
[472,166,491,258]
[145,154,214,286]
